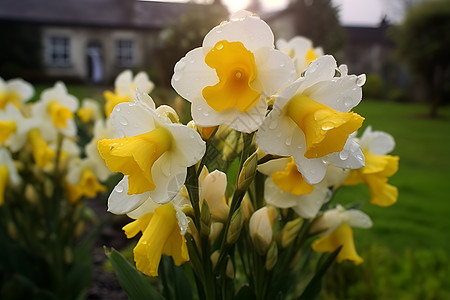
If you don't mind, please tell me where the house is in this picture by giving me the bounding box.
[0,0,224,83]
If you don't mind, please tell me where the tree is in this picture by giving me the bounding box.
[393,0,450,117]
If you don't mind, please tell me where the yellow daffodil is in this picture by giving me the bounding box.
[0,77,34,112]
[249,206,277,255]
[27,128,56,168]
[0,104,32,152]
[122,191,191,277]
[258,157,331,218]
[276,36,324,76]
[66,163,106,203]
[77,98,103,123]
[344,126,399,206]
[31,82,78,140]
[310,205,372,264]
[256,56,366,184]
[104,70,154,117]
[171,10,296,133]
[99,90,205,213]
[0,148,20,205]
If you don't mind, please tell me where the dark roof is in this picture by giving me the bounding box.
[345,24,392,45]
[0,0,211,29]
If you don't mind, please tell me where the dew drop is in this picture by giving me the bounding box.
[321,122,334,131]
[216,42,223,50]
[197,106,203,111]
[203,111,209,117]
[339,150,349,160]
[177,61,186,71]
[280,63,285,68]
[356,154,363,161]
[344,98,352,107]
[277,132,282,137]
[115,185,124,193]
[190,59,195,64]
[356,74,366,87]
[115,107,121,112]
[285,136,292,146]
[119,117,128,126]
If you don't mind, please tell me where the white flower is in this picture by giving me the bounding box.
[258,157,331,218]
[276,36,324,76]
[0,147,21,205]
[249,206,277,254]
[0,77,34,111]
[0,104,33,152]
[77,98,103,123]
[198,167,230,222]
[31,82,78,140]
[99,90,206,213]
[104,70,154,117]
[256,55,366,184]
[171,10,296,133]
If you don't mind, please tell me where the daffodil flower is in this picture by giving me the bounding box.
[258,157,332,218]
[0,104,32,152]
[77,98,103,123]
[256,56,366,184]
[0,148,20,205]
[171,10,296,133]
[276,36,324,76]
[249,206,277,255]
[122,191,191,277]
[104,70,154,117]
[66,158,106,203]
[344,126,399,206]
[310,205,372,264]
[0,77,34,111]
[98,90,205,212]
[31,82,78,140]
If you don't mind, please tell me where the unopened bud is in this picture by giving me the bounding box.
[249,206,277,255]
[181,205,195,219]
[281,218,304,248]
[156,105,180,123]
[64,246,73,264]
[226,207,244,245]
[199,126,218,141]
[237,152,257,192]
[210,250,220,269]
[7,221,17,240]
[226,256,234,279]
[187,217,200,248]
[200,170,230,223]
[265,241,278,271]
[200,200,211,237]
[25,184,39,205]
[241,193,254,221]
[187,120,198,131]
[209,222,224,243]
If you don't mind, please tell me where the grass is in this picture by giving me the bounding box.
[333,100,450,253]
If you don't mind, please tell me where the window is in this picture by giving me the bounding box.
[116,39,134,67]
[47,36,71,67]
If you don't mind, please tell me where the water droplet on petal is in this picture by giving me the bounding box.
[177,61,186,71]
[115,107,121,112]
[339,150,349,160]
[344,98,352,107]
[203,111,209,117]
[280,63,285,68]
[197,106,203,111]
[216,42,223,50]
[356,154,363,161]
[269,119,278,129]
[115,185,124,193]
[321,122,334,131]
[119,117,128,126]
[356,74,366,87]
[190,59,195,64]
[285,136,292,146]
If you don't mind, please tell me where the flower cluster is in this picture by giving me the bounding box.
[98,11,399,298]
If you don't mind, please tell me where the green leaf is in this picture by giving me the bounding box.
[298,246,342,300]
[105,247,164,300]
[234,285,257,300]
[159,255,194,300]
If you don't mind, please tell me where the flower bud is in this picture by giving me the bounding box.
[249,206,277,255]
[199,125,218,141]
[7,221,17,240]
[25,184,39,205]
[241,193,254,221]
[156,105,180,123]
[209,222,224,243]
[200,200,211,237]
[237,152,257,192]
[265,241,278,271]
[210,250,220,269]
[187,216,201,248]
[281,217,304,248]
[227,207,244,245]
[187,120,198,131]
[200,170,229,222]
[226,256,234,279]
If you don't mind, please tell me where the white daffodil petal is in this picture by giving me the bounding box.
[306,75,362,112]
[0,148,20,185]
[200,170,227,204]
[254,47,297,97]
[326,138,365,169]
[134,72,154,94]
[362,127,395,155]
[292,185,330,219]
[110,102,155,138]
[203,14,274,53]
[171,47,218,102]
[343,210,373,229]
[301,55,337,89]
[264,178,300,208]
[294,156,327,185]
[126,196,160,219]
[168,123,206,166]
[6,78,34,101]
[115,70,133,95]
[257,157,291,175]
[108,176,151,215]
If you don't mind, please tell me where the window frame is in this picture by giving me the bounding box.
[115,39,135,67]
[46,36,72,67]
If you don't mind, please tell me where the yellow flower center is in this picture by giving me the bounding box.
[286,94,364,158]
[67,168,106,203]
[104,90,131,117]
[0,165,9,206]
[122,202,189,277]
[48,100,74,129]
[311,223,363,265]
[202,40,260,112]
[77,107,94,123]
[98,127,172,195]
[345,151,399,207]
[271,157,314,195]
[0,120,17,143]
[0,92,21,111]
[28,128,56,168]
[305,47,319,65]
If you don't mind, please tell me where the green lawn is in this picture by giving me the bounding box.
[333,100,450,253]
